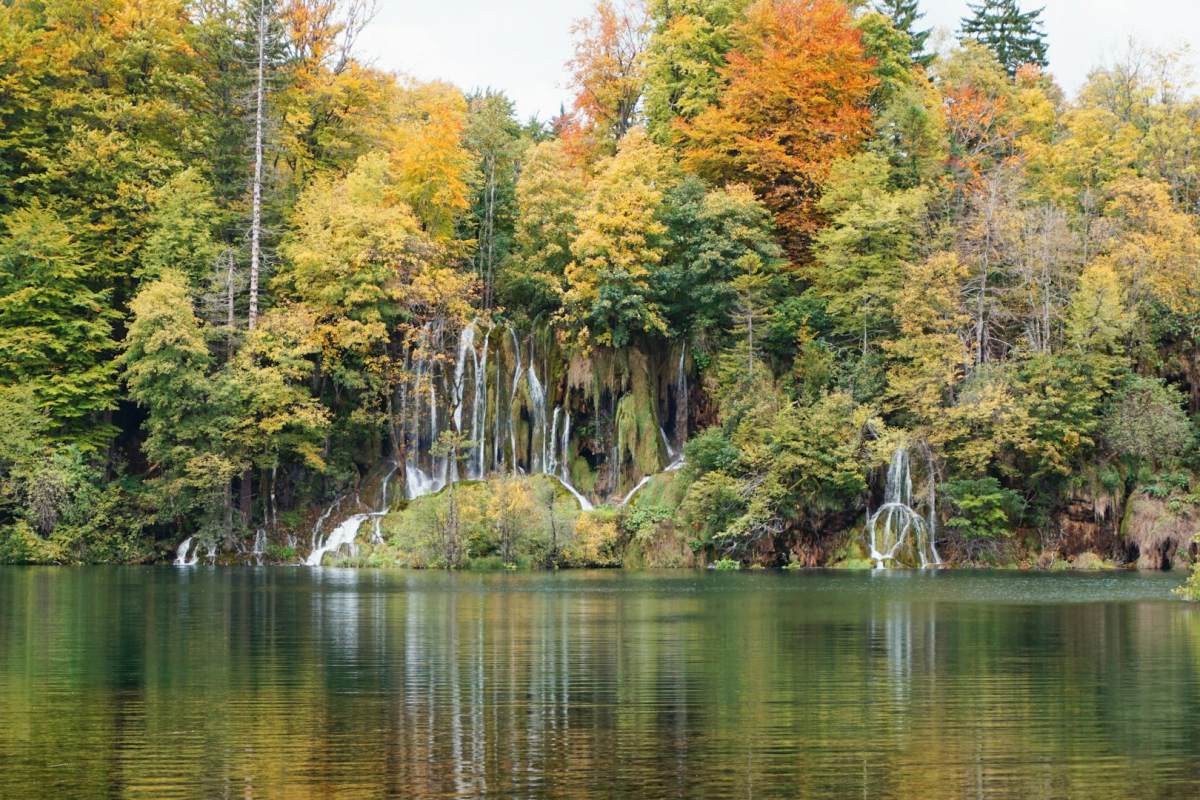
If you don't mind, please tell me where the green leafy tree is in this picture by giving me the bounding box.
[642,0,749,144]
[1103,376,1192,472]
[943,477,1023,557]
[503,141,586,321]
[122,270,235,533]
[141,168,224,284]
[810,153,929,358]
[463,90,523,308]
[0,203,116,447]
[659,178,784,337]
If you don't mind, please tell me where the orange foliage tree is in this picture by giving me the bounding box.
[565,0,649,154]
[676,0,876,260]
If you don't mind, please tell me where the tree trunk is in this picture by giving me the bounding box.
[248,0,266,330]
[240,469,252,529]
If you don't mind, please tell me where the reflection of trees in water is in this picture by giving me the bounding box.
[0,570,1198,798]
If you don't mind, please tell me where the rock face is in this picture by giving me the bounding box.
[1122,495,1200,570]
[1052,494,1121,560]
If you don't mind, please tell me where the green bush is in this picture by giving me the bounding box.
[944,477,1023,555]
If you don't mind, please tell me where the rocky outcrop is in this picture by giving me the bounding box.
[1122,494,1200,570]
[1052,494,1121,559]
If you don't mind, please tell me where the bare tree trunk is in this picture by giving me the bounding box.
[248,0,266,331]
[240,471,252,529]
[223,481,234,549]
[225,249,237,358]
[747,312,754,376]
[484,159,496,309]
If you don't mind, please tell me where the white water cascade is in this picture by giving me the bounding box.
[620,476,653,507]
[306,464,398,566]
[252,528,266,564]
[868,447,941,569]
[174,537,198,566]
[550,407,593,510]
[393,323,697,510]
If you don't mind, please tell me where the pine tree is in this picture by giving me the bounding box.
[960,0,1049,76]
[873,0,933,66]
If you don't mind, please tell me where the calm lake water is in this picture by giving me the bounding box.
[1,567,1198,799]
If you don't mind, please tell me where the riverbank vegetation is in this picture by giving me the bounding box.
[2,0,1200,576]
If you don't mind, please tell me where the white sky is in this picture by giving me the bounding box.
[356,0,1200,121]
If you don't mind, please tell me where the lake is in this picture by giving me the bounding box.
[1,567,1198,798]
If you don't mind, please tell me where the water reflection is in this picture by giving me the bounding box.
[0,568,1197,798]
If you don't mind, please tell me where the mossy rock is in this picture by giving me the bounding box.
[831,557,875,570]
[1071,551,1115,570]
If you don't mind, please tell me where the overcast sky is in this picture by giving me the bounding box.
[356,0,1199,121]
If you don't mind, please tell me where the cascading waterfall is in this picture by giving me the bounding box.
[473,327,490,479]
[620,476,653,507]
[673,346,687,450]
[868,446,940,569]
[174,537,198,566]
[508,327,522,472]
[526,362,547,474]
[395,322,689,511]
[550,407,593,511]
[450,323,477,482]
[307,463,397,566]
[548,407,561,477]
[252,528,266,564]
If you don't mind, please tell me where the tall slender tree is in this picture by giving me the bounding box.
[248,0,268,330]
[873,0,932,66]
[960,0,1048,76]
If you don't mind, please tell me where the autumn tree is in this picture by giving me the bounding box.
[642,0,748,145]
[388,81,475,240]
[809,153,930,358]
[567,0,650,151]
[562,129,678,348]
[462,90,524,308]
[503,140,588,322]
[141,169,224,284]
[677,0,877,258]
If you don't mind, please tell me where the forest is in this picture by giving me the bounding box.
[2,0,1200,578]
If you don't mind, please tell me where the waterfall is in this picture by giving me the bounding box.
[430,360,445,485]
[305,514,370,566]
[473,327,490,479]
[620,475,653,507]
[252,528,266,564]
[550,407,592,510]
[307,463,397,566]
[547,407,561,477]
[450,323,477,482]
[508,328,522,472]
[371,463,398,544]
[527,363,546,474]
[392,322,710,511]
[674,345,688,453]
[868,446,940,569]
[174,537,198,566]
[405,323,450,501]
[559,408,571,482]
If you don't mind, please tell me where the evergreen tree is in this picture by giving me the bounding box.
[873,0,933,66]
[960,0,1049,76]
